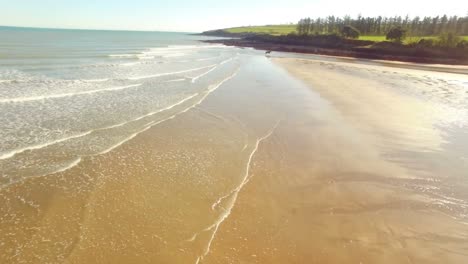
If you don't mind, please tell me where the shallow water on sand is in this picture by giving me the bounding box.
[0,27,238,185]
[1,28,468,263]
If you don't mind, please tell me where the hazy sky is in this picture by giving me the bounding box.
[0,0,466,32]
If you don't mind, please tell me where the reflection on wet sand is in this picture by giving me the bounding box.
[1,54,468,263]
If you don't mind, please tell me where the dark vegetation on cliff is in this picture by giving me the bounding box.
[200,14,468,64]
[202,32,468,64]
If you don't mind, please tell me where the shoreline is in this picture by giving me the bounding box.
[272,53,468,75]
[2,50,468,263]
[201,38,468,66]
[206,56,468,263]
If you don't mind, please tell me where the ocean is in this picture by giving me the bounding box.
[0,26,241,185]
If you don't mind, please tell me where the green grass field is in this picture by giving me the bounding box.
[359,35,438,44]
[222,25,468,44]
[359,35,468,43]
[224,25,296,35]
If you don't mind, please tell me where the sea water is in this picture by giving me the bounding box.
[0,26,240,185]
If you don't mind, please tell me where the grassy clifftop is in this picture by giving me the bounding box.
[203,25,468,44]
[223,25,296,35]
[201,29,468,65]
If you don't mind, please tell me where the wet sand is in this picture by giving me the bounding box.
[1,54,468,263]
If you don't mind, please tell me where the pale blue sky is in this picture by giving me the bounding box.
[0,0,466,32]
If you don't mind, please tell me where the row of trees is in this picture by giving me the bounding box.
[297,14,468,36]
[340,25,407,43]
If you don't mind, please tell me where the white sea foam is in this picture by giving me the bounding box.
[98,132,140,155]
[190,120,280,263]
[131,93,199,122]
[127,64,217,80]
[141,48,192,58]
[191,66,218,83]
[110,46,196,59]
[242,143,248,151]
[108,54,139,58]
[0,93,198,161]
[206,70,238,92]
[99,115,178,155]
[108,53,154,60]
[0,131,93,160]
[1,71,238,188]
[211,191,233,210]
[52,158,82,174]
[146,46,198,53]
[137,55,155,60]
[140,45,229,58]
[96,71,239,156]
[83,78,109,83]
[191,57,236,83]
[164,78,186,83]
[178,70,239,118]
[219,57,234,65]
[0,157,84,190]
[0,84,142,103]
[196,56,220,61]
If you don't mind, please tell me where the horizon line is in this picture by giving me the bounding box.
[0,24,199,34]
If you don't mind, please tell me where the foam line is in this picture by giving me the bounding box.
[211,191,233,210]
[52,158,82,174]
[120,62,140,66]
[108,54,138,58]
[131,93,198,122]
[99,71,239,156]
[191,57,236,83]
[219,57,234,65]
[98,130,142,155]
[164,78,186,83]
[184,70,239,113]
[137,55,155,60]
[0,157,84,191]
[186,233,199,242]
[0,93,198,160]
[242,143,248,151]
[83,78,109,83]
[0,131,93,160]
[196,56,220,61]
[1,71,239,189]
[0,84,142,103]
[191,66,218,83]
[98,115,178,155]
[127,64,217,80]
[191,120,280,263]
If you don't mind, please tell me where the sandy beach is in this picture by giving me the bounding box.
[1,51,468,263]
